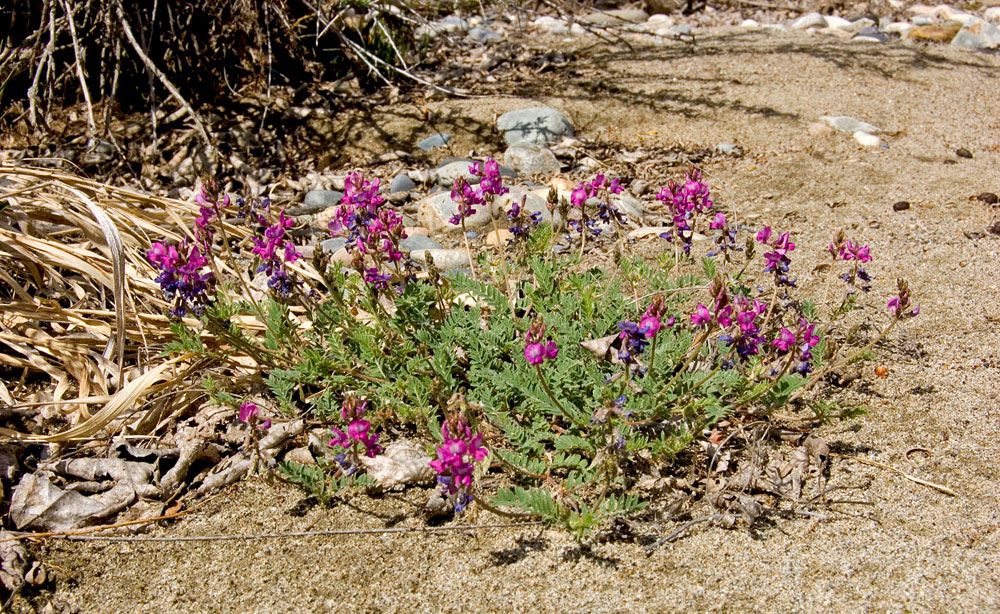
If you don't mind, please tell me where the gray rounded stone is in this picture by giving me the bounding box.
[399,234,442,251]
[410,248,471,271]
[494,186,560,226]
[496,107,575,147]
[390,173,417,193]
[320,237,347,254]
[436,160,480,187]
[791,12,827,30]
[417,133,451,151]
[951,22,1000,49]
[467,27,501,42]
[417,192,494,233]
[503,144,560,175]
[303,189,344,209]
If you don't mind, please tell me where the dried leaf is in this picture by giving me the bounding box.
[9,471,135,531]
[359,439,434,490]
[0,530,27,594]
[580,334,618,359]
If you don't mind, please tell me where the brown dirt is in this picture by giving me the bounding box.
[20,27,1000,613]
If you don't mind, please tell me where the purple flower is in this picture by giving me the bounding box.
[239,402,258,422]
[757,226,796,284]
[655,168,714,252]
[147,240,214,317]
[691,303,712,325]
[252,208,302,297]
[524,320,558,366]
[772,327,796,352]
[888,279,919,319]
[710,212,727,230]
[429,417,489,512]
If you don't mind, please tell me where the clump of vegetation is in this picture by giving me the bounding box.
[140,161,916,538]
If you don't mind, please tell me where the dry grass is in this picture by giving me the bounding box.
[0,166,316,444]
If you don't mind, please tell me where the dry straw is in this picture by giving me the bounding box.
[0,166,316,444]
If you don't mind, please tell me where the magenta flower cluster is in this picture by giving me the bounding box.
[429,417,489,512]
[756,226,797,286]
[194,185,229,251]
[887,279,919,319]
[618,296,673,364]
[329,394,382,474]
[239,402,271,429]
[327,172,407,290]
[691,281,734,329]
[771,318,821,373]
[251,206,302,297]
[568,173,624,236]
[829,233,872,291]
[718,296,769,358]
[147,240,213,317]
[656,168,714,252]
[523,320,558,366]
[449,158,509,226]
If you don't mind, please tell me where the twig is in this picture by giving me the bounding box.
[0,509,194,542]
[831,453,957,497]
[27,0,57,129]
[731,0,806,12]
[60,0,97,136]
[645,514,724,552]
[113,0,213,150]
[57,521,543,543]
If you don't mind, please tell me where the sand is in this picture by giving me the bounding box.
[20,27,1000,613]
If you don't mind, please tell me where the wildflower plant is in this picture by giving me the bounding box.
[147,164,918,539]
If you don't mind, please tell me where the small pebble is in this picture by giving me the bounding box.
[989,220,1000,235]
[853,131,882,148]
[892,201,911,211]
[956,147,973,159]
[976,192,999,205]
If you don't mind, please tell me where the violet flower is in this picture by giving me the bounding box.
[147,240,214,317]
[756,226,797,286]
[524,320,558,366]
[429,416,489,512]
[656,168,714,254]
[888,279,919,319]
[329,394,382,468]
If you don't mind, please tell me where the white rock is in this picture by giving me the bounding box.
[791,12,827,29]
[648,14,675,26]
[986,8,1000,23]
[843,17,876,33]
[533,16,562,28]
[884,22,915,35]
[908,4,936,16]
[912,16,934,25]
[853,131,882,147]
[825,15,853,30]
[740,18,760,28]
[949,13,984,26]
[934,4,960,20]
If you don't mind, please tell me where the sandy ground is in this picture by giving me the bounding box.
[21,28,1000,613]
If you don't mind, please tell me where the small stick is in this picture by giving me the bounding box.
[114,0,212,149]
[59,522,543,543]
[645,514,725,553]
[0,509,194,542]
[831,452,956,497]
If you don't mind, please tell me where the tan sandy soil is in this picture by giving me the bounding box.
[21,28,1000,613]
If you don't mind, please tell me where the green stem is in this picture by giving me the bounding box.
[534,364,586,428]
[460,217,476,278]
